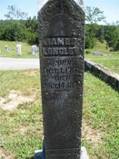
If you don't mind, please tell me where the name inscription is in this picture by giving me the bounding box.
[42,37,83,56]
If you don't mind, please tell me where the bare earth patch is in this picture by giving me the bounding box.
[17,125,29,135]
[82,120,103,146]
[0,148,15,159]
[23,70,38,77]
[0,90,35,111]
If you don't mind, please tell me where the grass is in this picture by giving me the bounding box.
[83,72,119,159]
[0,70,119,158]
[0,70,40,97]
[85,41,119,74]
[0,70,42,158]
[86,53,119,74]
[0,41,38,58]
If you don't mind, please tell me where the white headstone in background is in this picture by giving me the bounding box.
[32,45,38,56]
[16,44,22,56]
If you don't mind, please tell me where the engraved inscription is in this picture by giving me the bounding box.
[42,37,83,56]
[42,47,79,56]
[42,37,79,46]
[41,37,84,90]
[41,57,83,90]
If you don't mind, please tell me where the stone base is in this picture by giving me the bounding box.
[81,147,89,159]
[34,150,42,159]
[34,147,89,159]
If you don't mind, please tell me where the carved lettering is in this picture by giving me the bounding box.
[43,81,80,90]
[41,57,83,90]
[42,37,79,46]
[42,47,79,56]
[42,37,81,56]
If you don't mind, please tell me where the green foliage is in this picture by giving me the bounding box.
[85,6,119,51]
[24,16,39,44]
[104,25,119,51]
[85,34,95,49]
[85,6,105,49]
[85,24,119,50]
[2,5,39,44]
[0,21,25,41]
[85,24,97,49]
[115,39,119,50]
[0,5,119,51]
[0,17,38,45]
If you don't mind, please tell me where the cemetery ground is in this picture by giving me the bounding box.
[86,41,119,74]
[0,70,119,159]
[0,40,119,74]
[0,41,38,58]
[86,53,119,74]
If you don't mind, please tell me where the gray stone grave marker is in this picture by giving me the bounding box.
[38,0,85,159]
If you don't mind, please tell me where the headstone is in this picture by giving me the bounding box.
[92,51,103,56]
[38,1,85,159]
[32,45,38,56]
[16,43,22,56]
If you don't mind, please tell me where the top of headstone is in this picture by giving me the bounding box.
[39,0,84,13]
[38,0,84,10]
[38,0,85,38]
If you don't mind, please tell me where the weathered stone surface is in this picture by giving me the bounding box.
[38,0,85,159]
